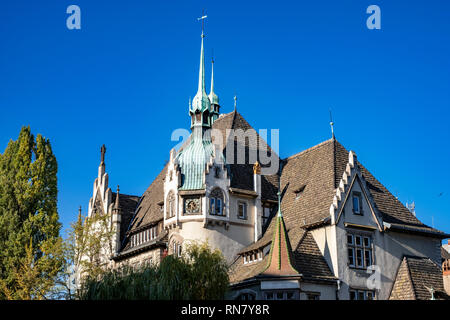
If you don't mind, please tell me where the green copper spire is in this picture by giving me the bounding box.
[176,15,220,190]
[190,29,210,114]
[262,191,299,276]
[277,191,282,217]
[209,57,220,123]
[209,58,219,106]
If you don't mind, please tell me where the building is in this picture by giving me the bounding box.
[79,25,449,300]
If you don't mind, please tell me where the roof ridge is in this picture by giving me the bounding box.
[112,192,140,199]
[333,138,337,189]
[284,138,335,161]
[213,111,235,123]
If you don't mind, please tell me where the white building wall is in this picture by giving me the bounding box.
[333,178,442,300]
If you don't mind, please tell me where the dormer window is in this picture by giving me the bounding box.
[352,192,362,215]
[294,185,306,200]
[243,250,263,265]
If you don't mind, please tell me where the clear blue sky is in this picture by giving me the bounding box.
[0,0,449,239]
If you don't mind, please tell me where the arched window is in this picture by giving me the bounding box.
[209,188,224,216]
[166,191,176,219]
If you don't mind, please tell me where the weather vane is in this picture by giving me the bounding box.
[197,9,207,36]
[329,108,335,139]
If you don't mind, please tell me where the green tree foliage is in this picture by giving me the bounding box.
[69,208,115,287]
[0,126,64,299]
[79,241,229,300]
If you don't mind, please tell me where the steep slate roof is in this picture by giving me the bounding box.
[120,229,168,254]
[389,256,449,300]
[127,164,168,233]
[240,138,445,256]
[292,229,336,281]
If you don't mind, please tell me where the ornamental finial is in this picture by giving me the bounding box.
[277,191,282,217]
[253,161,261,174]
[100,144,106,165]
[114,185,120,210]
[329,109,335,139]
[197,9,207,37]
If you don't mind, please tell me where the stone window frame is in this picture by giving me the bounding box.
[349,288,375,300]
[264,290,298,300]
[237,200,248,220]
[166,191,176,219]
[235,292,256,300]
[209,187,225,217]
[305,292,321,300]
[171,240,182,258]
[352,191,363,215]
[346,231,373,269]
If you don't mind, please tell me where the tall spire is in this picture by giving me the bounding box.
[262,191,299,276]
[114,185,120,210]
[191,12,210,114]
[208,57,219,105]
[209,56,220,122]
[177,12,217,190]
[197,31,206,93]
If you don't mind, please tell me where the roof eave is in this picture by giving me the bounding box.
[384,223,450,239]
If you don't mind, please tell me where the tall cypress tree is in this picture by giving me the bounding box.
[0,126,64,299]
